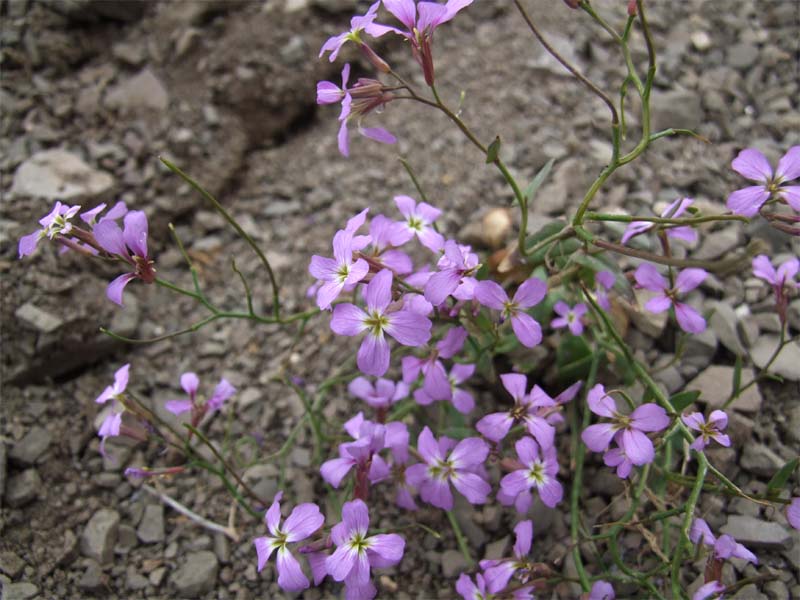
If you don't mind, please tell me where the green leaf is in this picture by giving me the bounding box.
[525,220,566,251]
[732,355,742,398]
[556,335,593,382]
[669,390,700,412]
[522,158,555,204]
[766,458,799,498]
[441,426,475,440]
[486,136,501,164]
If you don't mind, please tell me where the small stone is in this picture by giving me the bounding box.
[709,301,745,356]
[214,533,230,564]
[441,549,469,578]
[10,149,113,200]
[0,551,26,578]
[111,41,145,66]
[80,508,120,564]
[721,515,792,551]
[116,524,138,554]
[691,31,712,51]
[1,582,38,600]
[149,566,167,586]
[750,337,800,382]
[686,365,761,413]
[764,580,788,600]
[290,447,311,468]
[126,567,149,591]
[650,88,703,132]
[483,535,511,561]
[79,560,105,592]
[170,551,218,597]
[5,469,40,507]
[9,426,51,466]
[727,43,759,70]
[693,228,740,261]
[730,584,767,600]
[137,504,165,544]
[482,208,513,250]
[105,69,169,113]
[14,303,65,334]
[740,444,785,477]
[628,288,668,337]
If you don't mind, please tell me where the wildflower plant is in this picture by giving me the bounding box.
[17,1,800,598]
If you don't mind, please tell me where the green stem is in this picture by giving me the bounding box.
[585,212,748,225]
[399,157,431,205]
[671,453,707,600]
[160,156,282,319]
[446,510,474,568]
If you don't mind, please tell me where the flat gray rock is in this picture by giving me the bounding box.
[9,426,52,466]
[721,515,793,551]
[137,504,165,544]
[105,69,169,113]
[5,469,40,507]
[10,149,113,200]
[170,550,218,597]
[81,508,120,564]
[686,365,762,413]
[1,582,39,600]
[750,337,800,382]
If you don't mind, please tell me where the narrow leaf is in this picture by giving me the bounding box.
[766,458,799,497]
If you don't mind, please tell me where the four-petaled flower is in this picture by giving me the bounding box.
[405,426,490,510]
[18,201,81,258]
[309,229,370,310]
[682,410,731,451]
[551,301,587,336]
[690,518,758,564]
[348,376,409,409]
[621,197,697,246]
[581,384,669,466]
[165,372,236,423]
[379,0,474,85]
[319,1,392,62]
[478,520,534,594]
[500,437,563,511]
[95,363,130,456]
[476,373,556,448]
[326,499,405,600]
[634,263,708,334]
[254,491,325,593]
[393,195,445,252]
[727,146,800,216]
[474,278,547,348]
[93,210,156,306]
[331,269,432,376]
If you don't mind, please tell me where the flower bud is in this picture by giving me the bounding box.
[359,43,391,73]
[563,0,580,7]
[627,0,637,15]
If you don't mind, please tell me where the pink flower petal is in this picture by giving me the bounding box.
[513,277,547,308]
[474,280,508,310]
[675,268,708,294]
[276,547,310,592]
[732,148,773,183]
[776,146,800,181]
[511,312,542,348]
[331,303,367,336]
[674,302,706,333]
[727,185,770,217]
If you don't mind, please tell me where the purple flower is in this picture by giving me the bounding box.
[682,410,731,451]
[787,497,800,531]
[80,201,128,226]
[425,240,480,305]
[589,580,616,600]
[693,581,725,600]
[405,426,490,509]
[727,146,800,216]
[479,521,533,593]
[621,197,697,245]
[690,518,758,564]
[595,270,616,311]
[500,437,563,511]
[581,384,669,466]
[403,354,451,402]
[603,443,635,479]
[348,376,409,409]
[319,1,393,62]
[321,413,388,488]
[393,195,445,252]
[96,363,130,456]
[379,0,474,85]
[309,229,370,310]
[93,210,156,306]
[325,499,405,600]
[18,201,82,258]
[414,363,476,414]
[165,372,236,422]
[634,263,707,333]
[254,491,325,593]
[331,269,432,376]
[476,373,556,448]
[551,301,587,335]
[752,254,799,324]
[364,214,413,274]
[474,278,547,348]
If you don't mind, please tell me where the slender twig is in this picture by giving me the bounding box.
[143,484,240,541]
[446,511,474,568]
[160,157,282,319]
[514,0,618,126]
[399,157,431,204]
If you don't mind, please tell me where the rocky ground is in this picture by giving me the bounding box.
[1,0,799,598]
